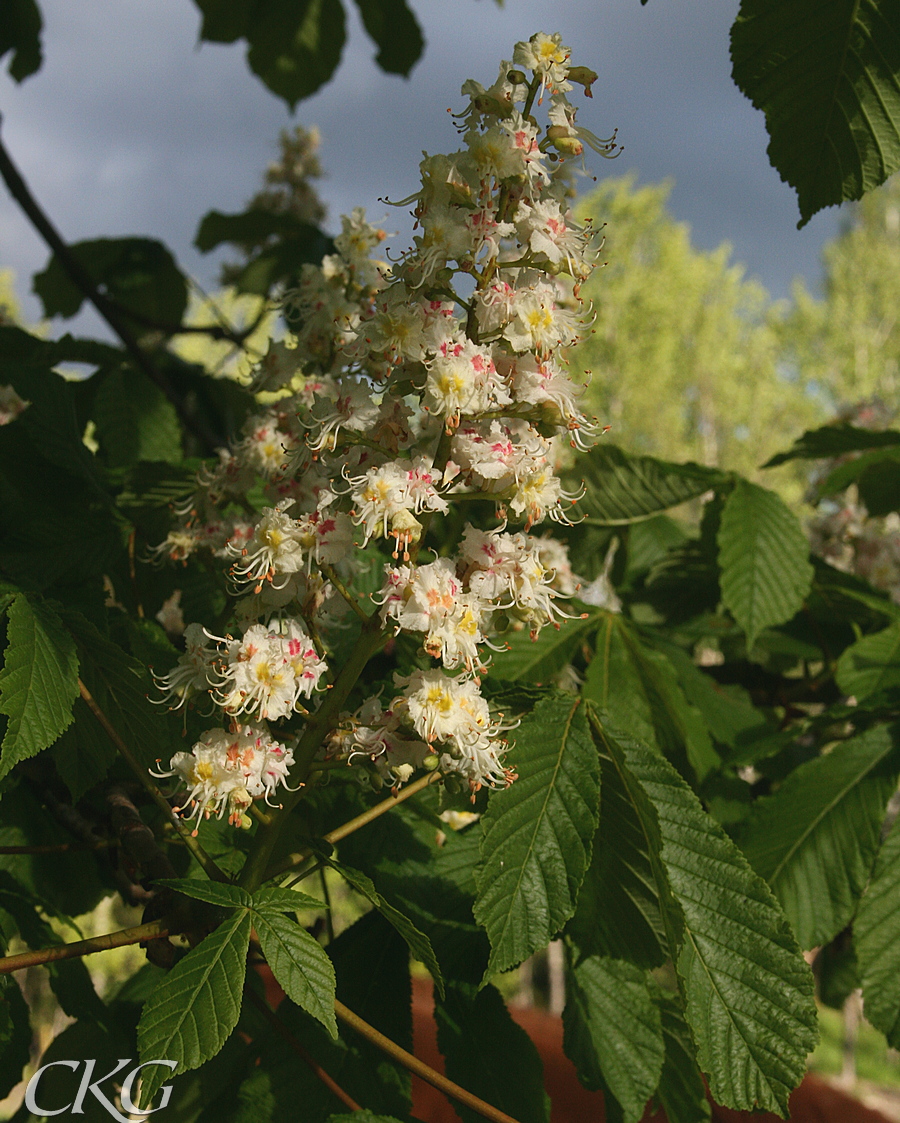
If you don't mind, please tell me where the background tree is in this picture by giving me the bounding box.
[779,175,900,410]
[575,176,821,481]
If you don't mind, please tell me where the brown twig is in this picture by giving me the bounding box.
[0,919,172,974]
[0,840,115,854]
[334,999,521,1123]
[246,989,362,1111]
[0,119,218,453]
[265,772,440,881]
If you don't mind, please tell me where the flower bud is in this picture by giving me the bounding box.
[423,753,440,771]
[566,66,598,97]
[506,69,527,84]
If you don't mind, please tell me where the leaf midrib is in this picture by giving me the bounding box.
[486,696,581,959]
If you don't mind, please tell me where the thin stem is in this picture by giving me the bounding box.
[0,919,172,975]
[319,868,335,943]
[0,119,218,453]
[0,840,115,855]
[265,772,440,881]
[77,679,226,882]
[334,998,521,1123]
[246,989,362,1110]
[238,616,388,892]
[319,564,370,622]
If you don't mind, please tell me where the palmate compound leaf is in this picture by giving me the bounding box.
[731,0,900,226]
[137,909,251,1108]
[855,813,900,1046]
[739,726,900,949]
[588,708,818,1115]
[0,595,78,782]
[562,955,663,1123]
[717,478,814,647]
[473,694,599,979]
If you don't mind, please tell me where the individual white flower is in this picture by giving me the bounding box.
[380,558,490,670]
[155,725,296,826]
[306,376,383,451]
[513,32,571,96]
[236,411,297,478]
[212,618,327,721]
[503,282,583,354]
[460,524,571,629]
[228,501,308,591]
[393,669,514,789]
[425,337,511,422]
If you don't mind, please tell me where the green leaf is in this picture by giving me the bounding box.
[0,974,31,1099]
[137,909,251,1107]
[731,0,900,226]
[352,0,423,75]
[155,879,251,909]
[763,423,900,467]
[0,595,79,781]
[590,712,818,1114]
[61,608,179,771]
[50,697,118,801]
[0,0,42,81]
[662,643,771,751]
[562,955,663,1123]
[836,622,900,699]
[740,726,899,948]
[192,0,254,41]
[47,958,109,1026]
[577,444,726,526]
[717,478,814,646]
[328,859,444,996]
[194,207,328,254]
[489,610,602,683]
[328,909,413,1113]
[34,237,188,326]
[583,614,718,782]
[567,725,666,969]
[93,367,182,468]
[654,990,711,1123]
[474,694,599,978]
[820,445,900,499]
[253,887,325,912]
[435,981,550,1123]
[246,0,347,108]
[252,908,337,1037]
[856,814,900,1046]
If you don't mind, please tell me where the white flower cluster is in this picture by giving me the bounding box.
[154,726,295,827]
[153,33,608,815]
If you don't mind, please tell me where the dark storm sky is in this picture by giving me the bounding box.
[0,0,843,335]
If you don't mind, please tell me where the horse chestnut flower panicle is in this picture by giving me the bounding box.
[153,32,613,815]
